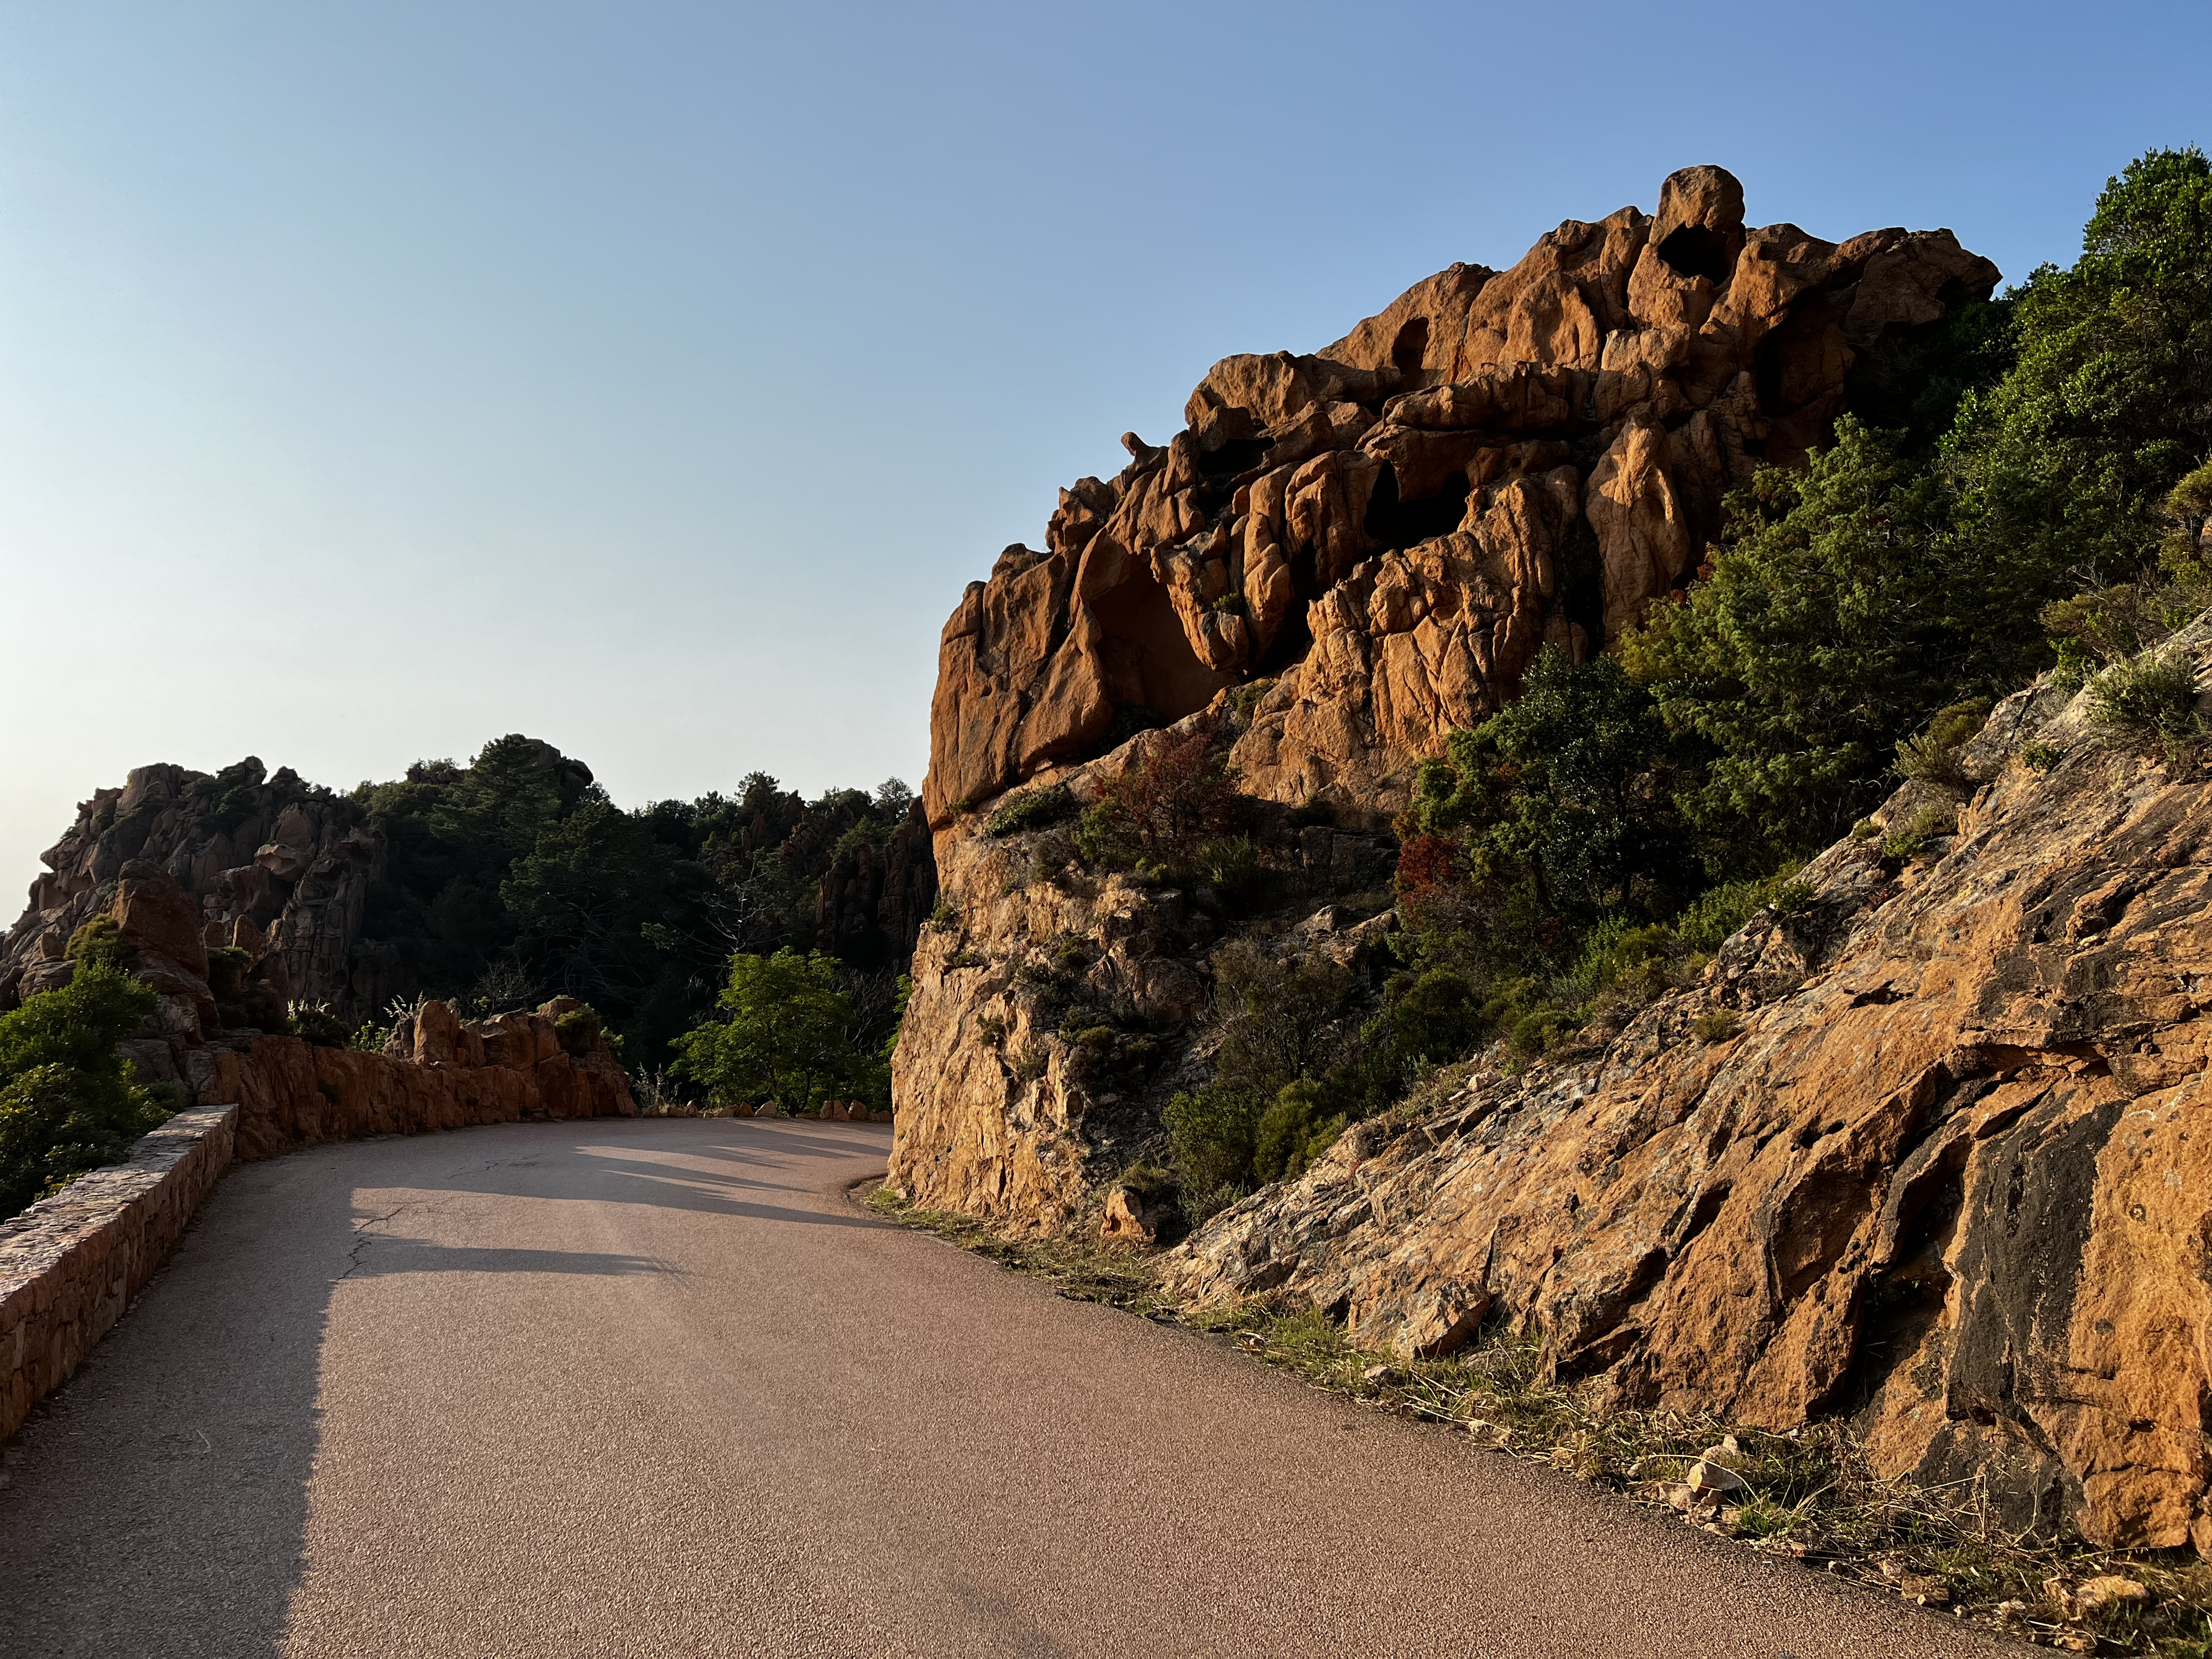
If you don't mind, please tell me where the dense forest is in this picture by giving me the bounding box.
[347,744,929,1079]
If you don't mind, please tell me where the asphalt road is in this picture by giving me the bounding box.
[0,1119,2018,1658]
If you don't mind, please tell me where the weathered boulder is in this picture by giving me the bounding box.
[921,166,1996,830]
[1161,620,2212,1556]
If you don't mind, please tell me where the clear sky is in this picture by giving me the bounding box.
[2,1,2206,906]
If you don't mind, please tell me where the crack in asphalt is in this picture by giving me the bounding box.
[335,1202,425,1282]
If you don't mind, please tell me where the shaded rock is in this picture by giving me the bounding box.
[0,758,390,1021]
[1100,1183,1166,1244]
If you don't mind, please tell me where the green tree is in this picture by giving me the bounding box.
[1405,645,1685,920]
[1955,146,2212,582]
[1620,419,2021,855]
[0,965,173,1219]
[671,949,873,1111]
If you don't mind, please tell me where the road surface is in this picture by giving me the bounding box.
[0,1118,2017,1657]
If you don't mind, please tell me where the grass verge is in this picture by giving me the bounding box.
[865,1183,2212,1656]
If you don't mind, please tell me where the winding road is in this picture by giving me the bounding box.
[0,1119,2017,1657]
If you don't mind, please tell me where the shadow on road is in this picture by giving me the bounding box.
[343,1238,673,1276]
[0,1117,896,1657]
[400,1120,899,1230]
[0,1160,333,1658]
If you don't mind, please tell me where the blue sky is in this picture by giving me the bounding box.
[2,1,2206,902]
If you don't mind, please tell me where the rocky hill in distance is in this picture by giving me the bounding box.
[1,742,938,1076]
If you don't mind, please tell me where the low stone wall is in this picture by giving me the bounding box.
[0,1105,237,1442]
[2,1005,635,1444]
[195,1026,634,1161]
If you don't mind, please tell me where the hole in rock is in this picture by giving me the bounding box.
[1198,435,1270,478]
[1362,462,1472,549]
[1655,225,1730,285]
[1086,568,1232,752]
[1390,315,1430,373]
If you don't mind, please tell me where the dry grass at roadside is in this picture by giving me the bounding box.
[864,1183,2212,1656]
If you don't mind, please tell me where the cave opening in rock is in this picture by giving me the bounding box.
[1363,462,1472,549]
[1088,566,1232,737]
[1390,315,1430,374]
[1655,225,1730,285]
[1198,435,1270,478]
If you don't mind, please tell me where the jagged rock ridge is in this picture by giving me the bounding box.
[925,165,1996,828]
[0,758,395,1022]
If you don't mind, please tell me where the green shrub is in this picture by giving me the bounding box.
[205,945,251,1000]
[1895,699,1991,790]
[1672,875,1792,955]
[2088,649,2201,745]
[985,784,1076,838]
[64,915,135,971]
[0,964,171,1218]
[1384,967,1485,1063]
[1190,836,1265,907]
[1165,1087,1262,1201]
[286,1000,353,1047]
[1693,1007,1743,1044]
[1251,1079,1347,1186]
[1878,805,1954,861]
[1229,679,1276,727]
[2021,740,2063,772]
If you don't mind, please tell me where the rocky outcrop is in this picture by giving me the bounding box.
[1162,621,2212,1556]
[0,758,396,1021]
[923,166,1997,828]
[814,802,940,969]
[890,712,1396,1229]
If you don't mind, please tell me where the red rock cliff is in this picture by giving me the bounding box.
[924,165,1996,828]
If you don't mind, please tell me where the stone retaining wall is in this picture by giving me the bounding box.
[0,1105,237,1442]
[1,1011,636,1444]
[196,1026,634,1161]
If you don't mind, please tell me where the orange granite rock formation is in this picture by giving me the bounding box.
[1161,627,2212,1556]
[924,165,1996,828]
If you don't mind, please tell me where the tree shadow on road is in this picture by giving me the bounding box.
[405,1120,899,1229]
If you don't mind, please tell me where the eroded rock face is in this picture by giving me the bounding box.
[0,759,394,1021]
[1162,625,2212,1556]
[923,165,1996,829]
[889,713,1396,1230]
